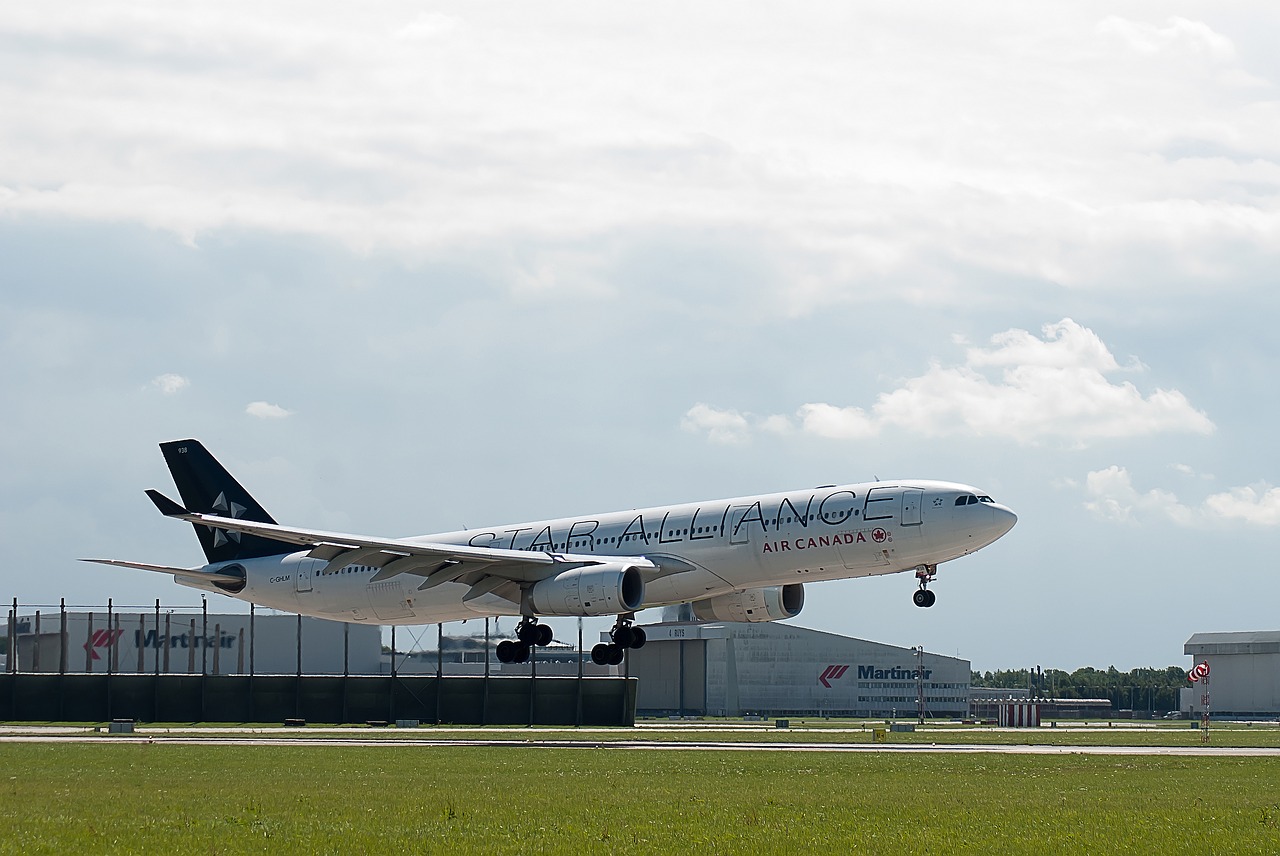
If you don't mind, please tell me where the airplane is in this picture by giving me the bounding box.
[84,439,1017,666]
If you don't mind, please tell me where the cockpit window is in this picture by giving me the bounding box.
[955,495,975,506]
[977,495,994,504]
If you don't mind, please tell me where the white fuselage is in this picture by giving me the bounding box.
[184,479,1016,625]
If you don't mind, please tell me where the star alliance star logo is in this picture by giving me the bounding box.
[208,491,245,548]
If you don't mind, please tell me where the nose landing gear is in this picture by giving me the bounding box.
[591,614,646,666]
[912,564,937,608]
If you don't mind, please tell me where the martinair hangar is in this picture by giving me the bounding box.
[625,621,969,718]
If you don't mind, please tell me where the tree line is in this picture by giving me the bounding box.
[972,666,1189,713]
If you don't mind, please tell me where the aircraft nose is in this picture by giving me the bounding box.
[991,504,1017,538]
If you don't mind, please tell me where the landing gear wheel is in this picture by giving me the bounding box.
[912,589,936,608]
[923,589,936,607]
[629,626,646,649]
[607,644,625,666]
[511,641,531,663]
[611,625,634,648]
[496,640,517,663]
[536,624,554,647]
[591,643,612,666]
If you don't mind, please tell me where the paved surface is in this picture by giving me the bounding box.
[2,726,1278,756]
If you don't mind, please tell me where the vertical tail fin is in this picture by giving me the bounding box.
[160,439,296,563]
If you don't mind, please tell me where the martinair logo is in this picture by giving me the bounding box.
[818,664,850,688]
[83,629,124,660]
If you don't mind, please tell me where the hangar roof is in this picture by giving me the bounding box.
[1185,631,1280,656]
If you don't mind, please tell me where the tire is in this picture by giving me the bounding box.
[536,623,554,647]
[516,622,538,644]
[591,643,612,666]
[607,644,625,667]
[612,625,634,648]
[629,627,647,649]
[512,642,530,663]
[912,589,929,608]
[923,589,937,608]
[496,640,515,663]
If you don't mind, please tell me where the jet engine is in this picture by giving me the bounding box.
[528,563,646,617]
[690,583,804,623]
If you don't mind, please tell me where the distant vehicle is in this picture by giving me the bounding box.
[85,439,1017,666]
[1163,710,1184,719]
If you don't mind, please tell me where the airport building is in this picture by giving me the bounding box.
[626,621,970,717]
[6,611,382,675]
[1183,631,1280,719]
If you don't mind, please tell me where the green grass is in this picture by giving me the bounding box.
[1,744,1279,853]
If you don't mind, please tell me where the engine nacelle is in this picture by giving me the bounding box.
[690,584,804,623]
[528,563,646,617]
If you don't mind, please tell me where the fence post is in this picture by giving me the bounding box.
[106,598,113,719]
[295,613,303,719]
[389,625,396,723]
[482,618,490,726]
[59,599,67,675]
[201,598,208,675]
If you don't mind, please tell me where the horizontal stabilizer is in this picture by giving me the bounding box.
[79,558,244,584]
[146,489,188,517]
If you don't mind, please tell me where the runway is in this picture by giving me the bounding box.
[2,727,1278,757]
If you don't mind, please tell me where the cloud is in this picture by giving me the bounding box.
[681,403,750,445]
[1,5,1277,302]
[1203,485,1280,526]
[149,373,189,395]
[686,319,1214,446]
[1097,16,1237,62]
[1083,466,1193,525]
[1086,466,1280,527]
[245,401,292,420]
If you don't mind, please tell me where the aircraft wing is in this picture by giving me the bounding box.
[80,558,245,584]
[143,490,646,587]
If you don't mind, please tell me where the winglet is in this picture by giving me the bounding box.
[146,489,189,517]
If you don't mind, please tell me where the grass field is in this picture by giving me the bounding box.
[2,741,1279,854]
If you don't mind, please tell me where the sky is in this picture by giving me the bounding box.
[2,2,1278,671]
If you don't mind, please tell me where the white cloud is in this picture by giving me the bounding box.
[245,401,292,420]
[1084,466,1193,525]
[694,319,1214,446]
[681,404,750,445]
[0,5,1277,302]
[1203,485,1280,526]
[149,373,189,395]
[1086,467,1280,527]
[1097,16,1237,62]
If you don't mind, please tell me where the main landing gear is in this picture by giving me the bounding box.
[495,617,555,663]
[591,614,646,666]
[912,564,937,608]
